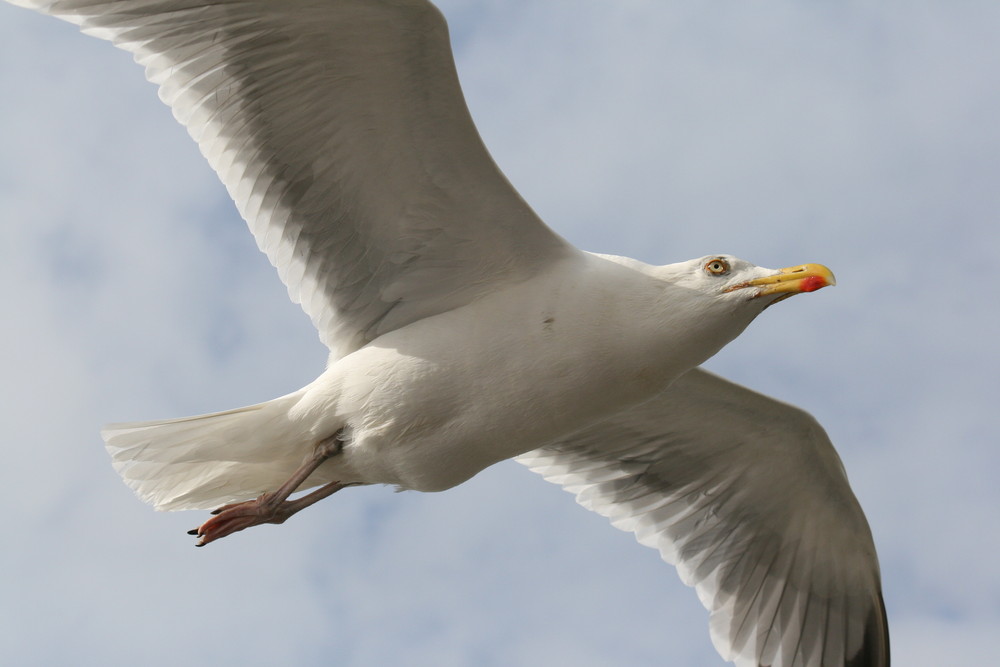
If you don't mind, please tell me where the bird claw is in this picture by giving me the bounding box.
[189,494,284,547]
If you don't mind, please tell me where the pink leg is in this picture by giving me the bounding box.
[189,431,355,547]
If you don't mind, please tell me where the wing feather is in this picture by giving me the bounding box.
[11,0,572,356]
[516,368,889,666]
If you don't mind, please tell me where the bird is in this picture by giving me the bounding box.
[7,1,888,665]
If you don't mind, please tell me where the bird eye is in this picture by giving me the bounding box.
[705,258,730,276]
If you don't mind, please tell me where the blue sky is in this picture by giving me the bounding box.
[1,1,998,665]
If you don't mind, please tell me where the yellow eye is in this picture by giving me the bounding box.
[705,258,730,275]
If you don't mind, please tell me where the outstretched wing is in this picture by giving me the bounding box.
[11,0,572,356]
[517,368,889,667]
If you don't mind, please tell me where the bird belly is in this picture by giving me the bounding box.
[311,333,660,493]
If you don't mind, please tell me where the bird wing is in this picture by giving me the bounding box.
[516,368,889,667]
[13,0,573,356]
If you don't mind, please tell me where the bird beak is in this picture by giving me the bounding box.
[726,263,836,301]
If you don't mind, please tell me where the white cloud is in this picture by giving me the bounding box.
[1,1,998,665]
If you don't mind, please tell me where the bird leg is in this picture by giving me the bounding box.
[189,430,353,547]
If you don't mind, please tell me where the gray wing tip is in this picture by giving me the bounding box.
[847,590,890,667]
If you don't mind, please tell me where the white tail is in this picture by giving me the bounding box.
[103,391,312,511]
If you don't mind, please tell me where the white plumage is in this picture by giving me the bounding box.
[8,1,888,665]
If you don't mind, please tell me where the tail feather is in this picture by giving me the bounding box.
[103,391,312,511]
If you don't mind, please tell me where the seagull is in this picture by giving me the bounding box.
[9,1,888,665]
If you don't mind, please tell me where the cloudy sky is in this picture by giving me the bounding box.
[1,1,997,665]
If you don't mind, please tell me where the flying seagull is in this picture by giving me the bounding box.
[8,1,888,665]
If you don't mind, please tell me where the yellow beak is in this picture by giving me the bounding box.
[745,263,837,296]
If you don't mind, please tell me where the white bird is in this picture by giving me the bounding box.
[7,1,888,665]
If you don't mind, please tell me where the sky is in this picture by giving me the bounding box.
[0,1,998,665]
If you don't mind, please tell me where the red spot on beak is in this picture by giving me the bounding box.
[799,275,828,293]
